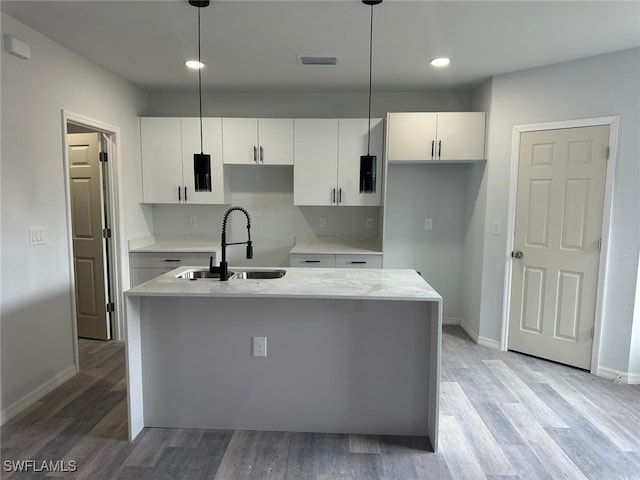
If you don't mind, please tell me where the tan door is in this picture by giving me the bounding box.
[68,133,110,340]
[509,125,609,369]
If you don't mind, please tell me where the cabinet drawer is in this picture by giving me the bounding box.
[130,252,212,268]
[290,254,336,268]
[335,254,382,269]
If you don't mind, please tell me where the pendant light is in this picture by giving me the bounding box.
[190,0,212,192]
[359,0,382,194]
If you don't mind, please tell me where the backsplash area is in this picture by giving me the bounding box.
[151,166,379,267]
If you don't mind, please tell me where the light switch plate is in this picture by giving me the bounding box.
[366,217,374,229]
[29,226,45,246]
[491,221,501,236]
[319,217,327,229]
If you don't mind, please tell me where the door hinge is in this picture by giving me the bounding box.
[99,152,108,162]
[106,302,115,313]
[102,228,111,239]
[605,146,610,160]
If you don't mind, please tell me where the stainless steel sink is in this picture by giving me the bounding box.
[232,269,286,280]
[176,270,235,280]
[176,269,285,280]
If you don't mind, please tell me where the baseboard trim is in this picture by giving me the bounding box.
[477,336,501,350]
[1,364,78,425]
[443,317,461,326]
[596,367,640,385]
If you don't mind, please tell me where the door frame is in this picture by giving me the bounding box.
[500,116,619,374]
[62,110,124,365]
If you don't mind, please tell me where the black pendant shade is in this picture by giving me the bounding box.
[359,0,381,194]
[190,0,212,192]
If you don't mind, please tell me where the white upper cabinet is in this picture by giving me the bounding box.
[294,119,339,206]
[140,117,228,204]
[386,112,486,162]
[223,118,293,165]
[181,117,228,204]
[337,118,383,206]
[293,118,383,207]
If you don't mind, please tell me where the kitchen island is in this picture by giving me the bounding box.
[124,266,443,450]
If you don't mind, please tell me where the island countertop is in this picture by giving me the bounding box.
[125,266,441,302]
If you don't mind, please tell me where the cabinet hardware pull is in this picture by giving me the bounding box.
[438,140,442,158]
[431,140,435,159]
[164,259,181,262]
[184,186,188,202]
[178,186,181,201]
[349,261,367,264]
[253,146,257,163]
[338,188,342,204]
[260,146,264,163]
[304,260,321,263]
[332,188,336,204]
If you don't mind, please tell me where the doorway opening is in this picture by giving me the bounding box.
[501,116,619,374]
[62,111,124,368]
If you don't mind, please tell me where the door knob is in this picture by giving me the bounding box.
[511,251,524,259]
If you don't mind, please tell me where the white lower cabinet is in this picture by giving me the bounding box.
[130,252,214,286]
[290,253,381,269]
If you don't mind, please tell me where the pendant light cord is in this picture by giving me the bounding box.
[366,3,374,156]
[197,4,204,154]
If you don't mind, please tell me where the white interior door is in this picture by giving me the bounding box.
[68,133,111,340]
[509,125,609,369]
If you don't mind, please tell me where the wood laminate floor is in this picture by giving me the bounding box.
[1,326,639,479]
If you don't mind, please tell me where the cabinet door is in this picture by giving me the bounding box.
[181,118,228,204]
[222,118,258,165]
[258,119,294,165]
[337,118,383,206]
[140,117,183,203]
[290,254,336,268]
[386,112,437,162]
[435,112,486,161]
[335,254,382,269]
[293,119,339,206]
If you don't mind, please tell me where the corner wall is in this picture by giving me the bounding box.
[1,13,150,420]
[480,48,640,375]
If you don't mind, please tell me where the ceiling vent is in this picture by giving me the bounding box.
[297,55,338,65]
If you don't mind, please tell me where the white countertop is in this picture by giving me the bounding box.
[290,236,382,255]
[129,235,219,253]
[125,266,441,302]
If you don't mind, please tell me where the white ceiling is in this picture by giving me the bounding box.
[2,0,639,92]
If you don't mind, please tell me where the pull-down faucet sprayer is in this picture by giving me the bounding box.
[210,206,253,281]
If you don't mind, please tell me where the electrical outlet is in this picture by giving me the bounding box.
[252,337,267,357]
[491,220,501,235]
[188,215,197,227]
[319,217,327,229]
[366,217,374,229]
[424,218,433,230]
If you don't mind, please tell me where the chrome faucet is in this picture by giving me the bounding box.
[210,206,253,281]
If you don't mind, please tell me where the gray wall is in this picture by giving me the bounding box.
[1,13,150,418]
[479,48,640,375]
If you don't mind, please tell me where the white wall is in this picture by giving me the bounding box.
[629,252,640,380]
[479,48,640,374]
[1,13,150,419]
[146,90,472,266]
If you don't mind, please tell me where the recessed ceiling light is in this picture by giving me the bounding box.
[430,57,450,68]
[185,60,204,69]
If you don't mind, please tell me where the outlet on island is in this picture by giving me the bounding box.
[252,336,267,357]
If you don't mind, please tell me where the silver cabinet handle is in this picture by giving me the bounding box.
[253,146,257,163]
[438,140,442,158]
[511,251,524,259]
[260,146,264,163]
